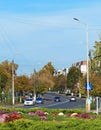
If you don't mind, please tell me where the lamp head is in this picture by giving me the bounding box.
[73,18,79,21]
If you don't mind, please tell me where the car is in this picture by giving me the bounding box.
[69,96,76,102]
[54,96,61,102]
[24,98,34,106]
[35,97,43,104]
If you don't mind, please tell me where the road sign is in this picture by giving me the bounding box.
[85,83,92,90]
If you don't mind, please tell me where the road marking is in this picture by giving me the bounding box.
[39,100,69,108]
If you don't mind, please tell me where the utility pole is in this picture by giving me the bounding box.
[33,69,36,101]
[12,60,15,105]
[73,18,90,112]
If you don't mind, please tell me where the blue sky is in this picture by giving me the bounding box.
[0,0,101,75]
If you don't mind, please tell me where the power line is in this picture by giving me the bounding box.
[0,23,20,56]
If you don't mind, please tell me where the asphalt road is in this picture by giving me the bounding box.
[22,92,85,109]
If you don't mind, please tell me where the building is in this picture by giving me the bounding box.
[53,60,87,76]
[72,60,87,75]
[53,68,69,76]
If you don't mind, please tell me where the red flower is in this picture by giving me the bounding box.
[5,112,23,122]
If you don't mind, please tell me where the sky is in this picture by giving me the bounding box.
[0,0,101,75]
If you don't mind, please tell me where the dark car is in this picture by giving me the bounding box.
[54,96,61,102]
[35,97,43,104]
[69,96,76,102]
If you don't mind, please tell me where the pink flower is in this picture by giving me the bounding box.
[81,113,91,119]
[28,112,36,116]
[76,114,82,118]
[0,114,8,122]
[35,110,46,116]
[40,116,47,120]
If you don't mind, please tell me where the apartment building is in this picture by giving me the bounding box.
[53,68,69,76]
[72,60,87,75]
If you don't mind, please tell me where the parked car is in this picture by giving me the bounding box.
[35,97,43,104]
[54,96,61,102]
[24,98,34,106]
[69,96,76,102]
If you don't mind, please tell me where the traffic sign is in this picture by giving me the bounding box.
[85,83,92,90]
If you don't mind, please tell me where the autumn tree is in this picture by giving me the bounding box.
[0,60,18,94]
[91,39,101,75]
[90,73,101,96]
[0,65,9,88]
[53,74,66,93]
[42,62,55,75]
[67,66,82,92]
[1,60,18,77]
[15,75,32,93]
[31,62,55,94]
[79,37,101,97]
[0,65,9,99]
[87,38,101,96]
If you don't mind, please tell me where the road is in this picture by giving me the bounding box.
[22,92,85,109]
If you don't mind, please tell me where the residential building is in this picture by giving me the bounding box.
[72,60,87,75]
[53,68,68,76]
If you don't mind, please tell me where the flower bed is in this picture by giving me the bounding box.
[0,110,23,123]
[0,108,97,123]
[0,108,100,130]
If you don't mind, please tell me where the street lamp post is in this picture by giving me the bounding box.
[33,69,37,101]
[12,59,15,105]
[73,18,90,112]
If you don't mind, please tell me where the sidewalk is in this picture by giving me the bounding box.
[0,103,24,108]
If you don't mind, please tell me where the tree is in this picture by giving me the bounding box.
[42,62,55,75]
[0,60,18,94]
[15,75,32,92]
[79,37,101,97]
[90,73,101,96]
[31,62,55,94]
[67,66,82,92]
[53,74,66,93]
[0,65,9,89]
[1,60,18,77]
[91,40,101,75]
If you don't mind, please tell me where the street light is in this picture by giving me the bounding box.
[12,59,15,105]
[73,18,90,112]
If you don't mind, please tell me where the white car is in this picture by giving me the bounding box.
[24,98,34,106]
[69,96,76,102]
